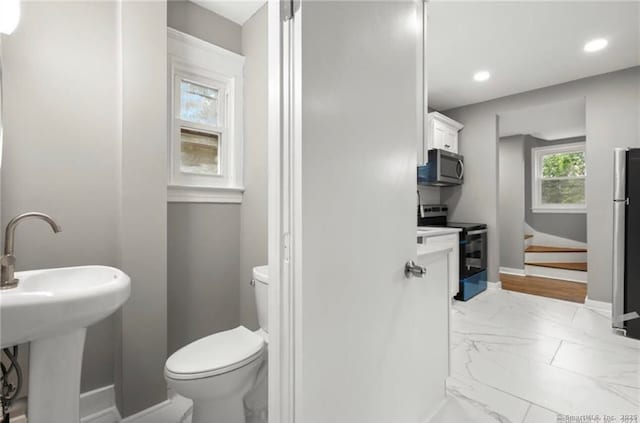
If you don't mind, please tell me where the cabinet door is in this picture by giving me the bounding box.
[431,120,458,153]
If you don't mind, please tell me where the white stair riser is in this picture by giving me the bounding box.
[524,252,587,263]
[524,265,587,283]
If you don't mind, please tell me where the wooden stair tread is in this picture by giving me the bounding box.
[525,245,587,253]
[525,262,587,272]
[524,234,534,240]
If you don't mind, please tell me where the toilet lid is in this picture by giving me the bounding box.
[165,326,265,380]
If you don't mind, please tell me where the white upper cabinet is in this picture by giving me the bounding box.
[426,112,464,154]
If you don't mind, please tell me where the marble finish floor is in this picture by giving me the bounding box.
[129,288,639,423]
[431,288,640,423]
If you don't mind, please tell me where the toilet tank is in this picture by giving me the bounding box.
[252,265,269,334]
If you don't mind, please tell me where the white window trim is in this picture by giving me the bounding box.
[167,28,245,203]
[531,142,586,214]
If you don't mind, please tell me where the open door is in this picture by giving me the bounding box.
[269,1,448,422]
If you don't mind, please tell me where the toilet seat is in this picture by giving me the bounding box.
[165,326,264,381]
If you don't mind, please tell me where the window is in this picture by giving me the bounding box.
[168,29,245,203]
[532,142,586,213]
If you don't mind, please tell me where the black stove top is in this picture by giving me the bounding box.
[446,222,487,231]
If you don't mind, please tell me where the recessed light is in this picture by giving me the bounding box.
[584,38,608,53]
[473,71,491,82]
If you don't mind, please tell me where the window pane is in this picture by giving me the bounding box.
[541,179,585,205]
[542,151,585,178]
[180,128,219,175]
[180,80,219,125]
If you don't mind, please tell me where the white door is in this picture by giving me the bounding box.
[270,1,448,423]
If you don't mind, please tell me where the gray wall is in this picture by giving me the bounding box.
[1,0,120,395]
[523,135,587,243]
[166,2,242,355]
[499,135,525,269]
[240,5,268,329]
[166,3,269,352]
[118,1,168,416]
[167,204,241,354]
[2,1,170,416]
[443,67,640,301]
[167,0,242,55]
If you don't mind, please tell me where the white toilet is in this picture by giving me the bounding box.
[165,265,269,423]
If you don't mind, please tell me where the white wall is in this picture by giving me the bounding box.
[498,136,525,270]
[443,67,640,301]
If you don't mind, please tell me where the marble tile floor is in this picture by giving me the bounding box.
[431,288,640,423]
[130,289,639,423]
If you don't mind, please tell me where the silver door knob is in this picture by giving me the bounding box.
[404,260,427,278]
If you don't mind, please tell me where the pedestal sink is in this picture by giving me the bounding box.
[0,265,131,423]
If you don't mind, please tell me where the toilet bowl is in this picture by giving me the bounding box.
[165,265,269,423]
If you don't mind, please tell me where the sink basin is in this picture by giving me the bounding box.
[0,265,130,423]
[1,265,130,348]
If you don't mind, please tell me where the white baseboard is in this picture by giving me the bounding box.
[80,385,121,423]
[487,280,502,290]
[12,385,123,423]
[121,398,172,423]
[584,297,612,312]
[499,267,525,276]
[423,396,449,423]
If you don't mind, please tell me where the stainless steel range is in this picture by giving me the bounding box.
[418,204,488,300]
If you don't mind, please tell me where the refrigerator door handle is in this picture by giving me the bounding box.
[612,200,626,329]
[612,148,627,330]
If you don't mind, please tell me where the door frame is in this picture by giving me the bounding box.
[267,1,301,422]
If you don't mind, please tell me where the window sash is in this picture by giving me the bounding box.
[531,142,587,212]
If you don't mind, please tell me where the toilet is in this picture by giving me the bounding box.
[165,265,269,423]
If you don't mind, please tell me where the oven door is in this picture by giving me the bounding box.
[461,229,487,278]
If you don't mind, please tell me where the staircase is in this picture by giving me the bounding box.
[524,244,587,283]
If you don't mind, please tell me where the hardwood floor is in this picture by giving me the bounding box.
[500,273,587,303]
[525,245,587,253]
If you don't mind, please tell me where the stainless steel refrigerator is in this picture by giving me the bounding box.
[613,148,640,339]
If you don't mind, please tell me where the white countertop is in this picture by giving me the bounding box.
[417,226,462,238]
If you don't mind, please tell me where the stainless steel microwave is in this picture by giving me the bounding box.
[417,149,464,186]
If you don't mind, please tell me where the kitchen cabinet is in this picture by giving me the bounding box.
[417,230,460,299]
[426,112,463,154]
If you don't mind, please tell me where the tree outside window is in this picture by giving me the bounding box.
[532,143,586,213]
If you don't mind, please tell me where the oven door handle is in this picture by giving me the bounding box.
[466,229,487,235]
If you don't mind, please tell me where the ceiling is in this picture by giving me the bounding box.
[499,98,586,141]
[191,0,266,25]
[427,1,640,111]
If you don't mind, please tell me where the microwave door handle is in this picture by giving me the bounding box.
[457,160,464,179]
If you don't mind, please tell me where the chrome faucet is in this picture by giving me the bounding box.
[1,213,62,289]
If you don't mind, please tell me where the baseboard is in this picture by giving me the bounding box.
[80,385,117,420]
[121,398,172,423]
[584,297,612,312]
[10,385,123,423]
[487,280,502,290]
[422,396,449,423]
[499,267,525,276]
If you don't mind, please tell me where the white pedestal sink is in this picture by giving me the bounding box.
[0,265,131,423]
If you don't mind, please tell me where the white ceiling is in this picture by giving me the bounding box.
[427,1,640,111]
[499,98,586,141]
[191,0,266,25]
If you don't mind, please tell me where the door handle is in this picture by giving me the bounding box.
[404,260,427,278]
